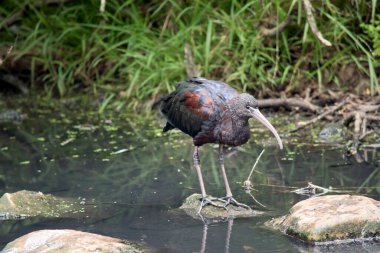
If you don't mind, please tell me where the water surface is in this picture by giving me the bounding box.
[0,100,379,252]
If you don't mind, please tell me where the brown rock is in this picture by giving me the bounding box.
[267,195,380,242]
[1,229,149,253]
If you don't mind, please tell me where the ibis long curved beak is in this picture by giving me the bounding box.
[251,108,283,149]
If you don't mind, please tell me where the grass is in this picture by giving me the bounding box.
[0,0,379,111]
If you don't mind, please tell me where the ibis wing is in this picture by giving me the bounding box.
[188,77,239,101]
[161,80,224,137]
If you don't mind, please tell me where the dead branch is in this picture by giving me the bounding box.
[302,0,332,47]
[343,111,356,125]
[366,115,380,121]
[355,104,380,112]
[363,144,380,148]
[100,0,106,13]
[2,0,73,29]
[337,99,379,161]
[360,130,375,141]
[161,8,173,35]
[258,97,321,112]
[361,116,367,137]
[327,89,343,100]
[353,111,365,145]
[288,97,349,133]
[0,73,29,94]
[0,45,13,66]
[184,43,199,78]
[260,16,292,37]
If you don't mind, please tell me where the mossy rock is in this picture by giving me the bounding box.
[179,193,263,221]
[0,190,86,220]
[266,195,380,243]
[318,123,348,144]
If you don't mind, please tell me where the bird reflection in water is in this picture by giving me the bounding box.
[198,219,234,253]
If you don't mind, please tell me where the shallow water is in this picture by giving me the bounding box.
[0,101,379,252]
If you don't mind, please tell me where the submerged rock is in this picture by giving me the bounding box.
[266,195,380,243]
[180,193,263,221]
[1,229,149,253]
[0,190,87,220]
[318,123,348,144]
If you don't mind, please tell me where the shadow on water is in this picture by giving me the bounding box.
[0,102,379,252]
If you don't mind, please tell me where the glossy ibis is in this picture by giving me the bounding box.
[161,77,283,211]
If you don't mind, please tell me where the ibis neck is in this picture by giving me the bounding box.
[218,108,251,146]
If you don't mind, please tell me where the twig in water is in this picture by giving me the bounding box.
[291,182,348,197]
[357,167,380,193]
[245,149,265,184]
[246,191,266,208]
[243,149,266,208]
[292,182,330,196]
[351,111,365,160]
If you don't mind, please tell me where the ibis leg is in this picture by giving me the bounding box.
[218,145,233,197]
[193,146,207,198]
[193,146,225,213]
[217,144,251,209]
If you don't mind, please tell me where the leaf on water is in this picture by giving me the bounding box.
[74,124,98,131]
[104,125,119,132]
[60,138,75,146]
[111,148,129,155]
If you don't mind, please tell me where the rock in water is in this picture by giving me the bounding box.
[0,190,117,221]
[267,195,380,243]
[0,190,86,220]
[1,229,149,253]
[318,123,348,144]
[180,194,263,221]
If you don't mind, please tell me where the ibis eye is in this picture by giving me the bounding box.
[246,105,250,109]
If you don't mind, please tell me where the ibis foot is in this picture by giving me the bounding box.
[215,196,251,209]
[197,196,227,214]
